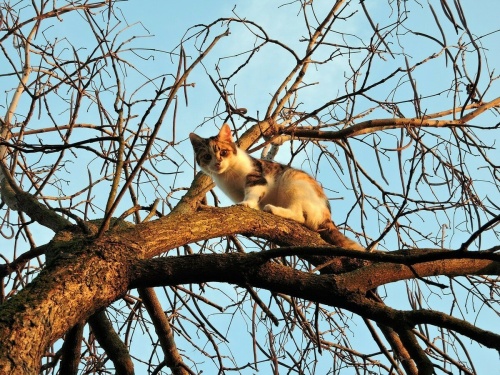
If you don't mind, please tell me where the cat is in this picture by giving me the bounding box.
[189,123,365,251]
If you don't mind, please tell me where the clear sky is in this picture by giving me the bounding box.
[107,2,500,372]
[1,1,499,373]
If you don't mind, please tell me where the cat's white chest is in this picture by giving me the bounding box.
[213,171,246,203]
[212,150,254,203]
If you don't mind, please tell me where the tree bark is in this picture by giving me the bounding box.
[0,205,498,373]
[0,205,325,373]
[88,310,135,375]
[0,238,134,374]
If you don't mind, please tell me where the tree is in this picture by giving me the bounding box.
[0,0,499,374]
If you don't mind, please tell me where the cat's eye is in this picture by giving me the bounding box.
[220,150,228,157]
[202,154,212,161]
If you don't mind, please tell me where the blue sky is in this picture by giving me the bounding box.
[109,2,499,373]
[1,0,499,373]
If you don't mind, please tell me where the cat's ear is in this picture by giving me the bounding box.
[189,132,204,150]
[218,123,233,143]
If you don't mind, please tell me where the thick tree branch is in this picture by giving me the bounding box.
[0,203,497,372]
[59,323,84,375]
[89,310,134,375]
[127,205,331,259]
[1,199,497,371]
[0,164,70,232]
[256,246,499,291]
[88,310,134,375]
[339,256,498,292]
[129,252,500,352]
[138,288,190,375]
[0,237,134,373]
[394,327,434,375]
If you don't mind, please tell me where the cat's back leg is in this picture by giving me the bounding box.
[262,204,306,224]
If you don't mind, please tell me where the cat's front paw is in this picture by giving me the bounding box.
[262,204,276,213]
[239,200,259,209]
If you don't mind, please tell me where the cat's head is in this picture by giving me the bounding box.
[189,124,238,175]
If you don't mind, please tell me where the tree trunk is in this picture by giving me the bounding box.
[0,206,325,373]
[0,238,134,373]
[0,206,498,372]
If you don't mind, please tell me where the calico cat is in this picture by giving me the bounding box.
[189,124,364,251]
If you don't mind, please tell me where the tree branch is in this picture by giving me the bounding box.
[128,205,330,259]
[129,252,500,351]
[281,106,500,141]
[59,323,84,375]
[0,162,70,232]
[393,327,434,375]
[138,288,190,375]
[88,310,134,375]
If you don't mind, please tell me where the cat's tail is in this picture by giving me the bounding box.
[318,220,366,251]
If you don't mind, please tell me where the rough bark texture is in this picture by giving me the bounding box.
[0,205,498,373]
[88,311,135,375]
[138,288,189,375]
[0,237,135,374]
[59,323,84,375]
[0,205,328,373]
